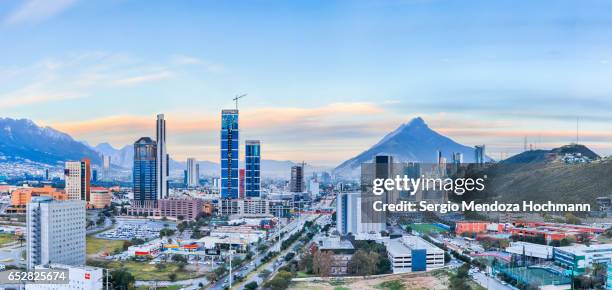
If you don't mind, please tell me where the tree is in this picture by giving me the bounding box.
[109,268,135,290]
[172,254,188,263]
[347,250,378,276]
[449,264,471,290]
[168,272,177,282]
[244,281,258,290]
[259,269,272,279]
[264,270,293,290]
[312,251,333,277]
[130,238,145,245]
[564,213,581,225]
[298,252,314,274]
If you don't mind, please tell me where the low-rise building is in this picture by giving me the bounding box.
[9,185,66,213]
[385,235,444,274]
[89,187,112,209]
[553,243,612,275]
[127,198,207,220]
[505,241,553,260]
[127,242,162,257]
[25,264,104,290]
[311,235,355,275]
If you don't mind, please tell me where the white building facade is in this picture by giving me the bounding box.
[27,197,86,270]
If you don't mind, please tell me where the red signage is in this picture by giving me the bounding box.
[85,273,91,280]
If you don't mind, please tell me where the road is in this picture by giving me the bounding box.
[231,213,331,290]
[472,271,514,290]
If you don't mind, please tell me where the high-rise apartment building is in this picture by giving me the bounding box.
[156,114,169,199]
[290,164,305,193]
[186,158,199,187]
[221,109,239,199]
[134,137,157,204]
[336,192,385,236]
[26,197,86,270]
[475,145,486,165]
[245,140,261,198]
[64,159,90,201]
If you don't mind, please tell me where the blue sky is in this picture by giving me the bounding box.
[1,0,612,165]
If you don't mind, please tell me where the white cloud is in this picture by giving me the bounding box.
[4,0,78,25]
[112,70,174,86]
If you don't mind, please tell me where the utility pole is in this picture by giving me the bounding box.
[228,250,234,287]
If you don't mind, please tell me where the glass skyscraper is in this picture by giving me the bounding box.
[221,109,239,199]
[133,137,157,204]
[245,140,261,198]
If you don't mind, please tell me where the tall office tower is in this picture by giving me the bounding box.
[221,109,239,199]
[436,150,443,164]
[156,114,168,199]
[64,159,91,201]
[474,145,486,165]
[186,158,199,187]
[239,169,245,198]
[44,169,49,181]
[92,170,98,183]
[375,154,396,204]
[133,137,157,204]
[290,164,305,193]
[245,140,261,198]
[26,196,86,270]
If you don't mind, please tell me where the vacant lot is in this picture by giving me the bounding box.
[87,260,205,281]
[86,236,125,257]
[289,271,451,290]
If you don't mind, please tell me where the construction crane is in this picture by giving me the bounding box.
[233,94,247,110]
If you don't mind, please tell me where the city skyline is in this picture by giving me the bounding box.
[1,1,612,165]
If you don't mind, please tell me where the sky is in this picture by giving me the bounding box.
[1,0,612,166]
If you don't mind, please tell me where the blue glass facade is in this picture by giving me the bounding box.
[245,140,261,198]
[221,110,239,199]
[133,137,157,204]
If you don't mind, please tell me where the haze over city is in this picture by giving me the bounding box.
[2,0,612,165]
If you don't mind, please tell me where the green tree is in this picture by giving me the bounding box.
[244,281,258,290]
[109,268,135,290]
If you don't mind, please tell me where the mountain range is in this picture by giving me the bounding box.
[0,118,101,165]
[334,117,489,177]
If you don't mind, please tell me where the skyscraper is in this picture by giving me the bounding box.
[64,159,90,202]
[221,109,239,199]
[245,140,261,198]
[26,196,86,269]
[290,164,305,193]
[475,145,486,165]
[156,114,169,199]
[134,137,157,204]
[186,158,199,187]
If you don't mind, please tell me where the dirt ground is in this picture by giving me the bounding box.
[288,270,450,290]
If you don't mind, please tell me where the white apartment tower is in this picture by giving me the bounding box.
[26,197,86,270]
[156,114,169,199]
[186,157,199,187]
